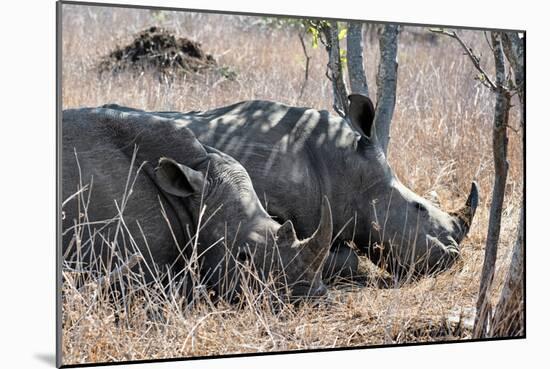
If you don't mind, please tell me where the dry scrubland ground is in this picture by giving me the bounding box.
[61,5,523,365]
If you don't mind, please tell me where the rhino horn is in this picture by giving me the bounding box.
[304,196,333,252]
[452,181,480,241]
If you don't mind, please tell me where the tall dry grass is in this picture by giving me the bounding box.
[60,4,523,366]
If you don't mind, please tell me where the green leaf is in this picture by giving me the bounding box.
[340,49,347,67]
[308,26,319,49]
[338,27,347,40]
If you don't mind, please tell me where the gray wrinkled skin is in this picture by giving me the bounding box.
[103,96,478,277]
[62,108,332,301]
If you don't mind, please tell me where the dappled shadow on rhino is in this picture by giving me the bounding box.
[103,94,479,281]
[61,107,334,306]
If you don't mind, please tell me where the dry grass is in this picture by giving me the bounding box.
[60,4,524,366]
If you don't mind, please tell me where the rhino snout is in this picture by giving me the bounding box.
[312,283,328,297]
[290,281,328,300]
[424,235,460,272]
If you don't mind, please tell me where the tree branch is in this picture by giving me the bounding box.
[322,21,349,118]
[430,28,499,91]
[297,30,311,101]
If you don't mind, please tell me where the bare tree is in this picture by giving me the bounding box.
[321,21,399,156]
[474,32,512,338]
[431,28,524,338]
[373,25,400,155]
[297,30,312,100]
[491,31,525,337]
[322,21,349,118]
[490,205,524,336]
[347,21,369,96]
[502,32,525,124]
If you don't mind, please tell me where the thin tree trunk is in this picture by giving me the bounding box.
[297,31,311,101]
[374,24,399,155]
[490,205,525,336]
[323,21,349,118]
[490,31,525,338]
[502,32,525,125]
[473,32,512,338]
[347,21,369,96]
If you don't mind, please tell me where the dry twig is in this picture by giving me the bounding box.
[430,28,498,91]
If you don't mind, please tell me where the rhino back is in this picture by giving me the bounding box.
[160,100,360,239]
[62,108,190,274]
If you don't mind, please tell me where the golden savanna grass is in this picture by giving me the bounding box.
[60,4,524,365]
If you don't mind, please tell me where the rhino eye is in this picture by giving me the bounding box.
[414,202,427,213]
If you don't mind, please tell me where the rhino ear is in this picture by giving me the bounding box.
[348,94,375,139]
[155,157,204,198]
[276,220,297,247]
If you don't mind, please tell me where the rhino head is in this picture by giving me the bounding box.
[262,196,333,300]
[345,94,479,275]
[154,142,332,301]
